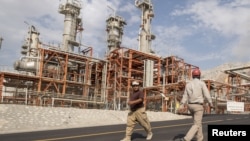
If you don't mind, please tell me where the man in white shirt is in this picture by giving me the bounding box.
[177,68,214,141]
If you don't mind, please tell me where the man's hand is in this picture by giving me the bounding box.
[210,105,215,109]
[179,104,184,109]
[127,101,134,105]
[128,98,143,106]
[209,103,215,109]
[177,104,185,114]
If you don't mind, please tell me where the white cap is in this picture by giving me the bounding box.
[132,81,139,85]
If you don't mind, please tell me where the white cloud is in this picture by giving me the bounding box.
[231,33,250,60]
[173,0,250,36]
[0,1,66,65]
[169,0,250,69]
[0,0,249,70]
[119,2,140,26]
[152,25,191,57]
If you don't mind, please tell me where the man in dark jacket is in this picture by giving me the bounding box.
[120,80,153,141]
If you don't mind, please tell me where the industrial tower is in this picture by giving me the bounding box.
[1,0,249,114]
[58,0,83,52]
[135,0,156,87]
[106,14,126,54]
[135,0,155,53]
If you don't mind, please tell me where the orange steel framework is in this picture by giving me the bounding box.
[1,0,250,114]
[105,47,199,112]
[106,47,162,110]
[1,45,250,114]
[105,47,250,113]
[204,79,250,114]
[0,43,106,108]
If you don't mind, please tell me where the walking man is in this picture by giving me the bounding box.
[120,80,153,141]
[177,68,214,141]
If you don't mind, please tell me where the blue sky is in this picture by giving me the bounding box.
[0,0,249,71]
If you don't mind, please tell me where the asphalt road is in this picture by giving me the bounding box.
[0,114,249,141]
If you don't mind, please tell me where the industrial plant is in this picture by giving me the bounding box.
[0,0,250,114]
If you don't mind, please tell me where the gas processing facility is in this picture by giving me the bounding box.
[0,0,250,114]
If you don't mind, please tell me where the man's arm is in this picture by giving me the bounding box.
[128,98,143,105]
[180,86,188,105]
[202,82,214,108]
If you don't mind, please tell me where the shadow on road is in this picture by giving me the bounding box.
[173,133,185,141]
[131,132,146,140]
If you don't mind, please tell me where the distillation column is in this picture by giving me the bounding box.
[14,25,40,72]
[58,0,82,52]
[106,15,126,54]
[135,0,156,87]
[135,0,155,53]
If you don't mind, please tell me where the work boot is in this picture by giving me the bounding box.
[120,137,131,141]
[146,132,153,140]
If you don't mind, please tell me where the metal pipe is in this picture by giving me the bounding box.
[20,56,40,61]
[107,5,116,17]
[51,97,105,107]
[25,88,28,105]
[42,45,108,62]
